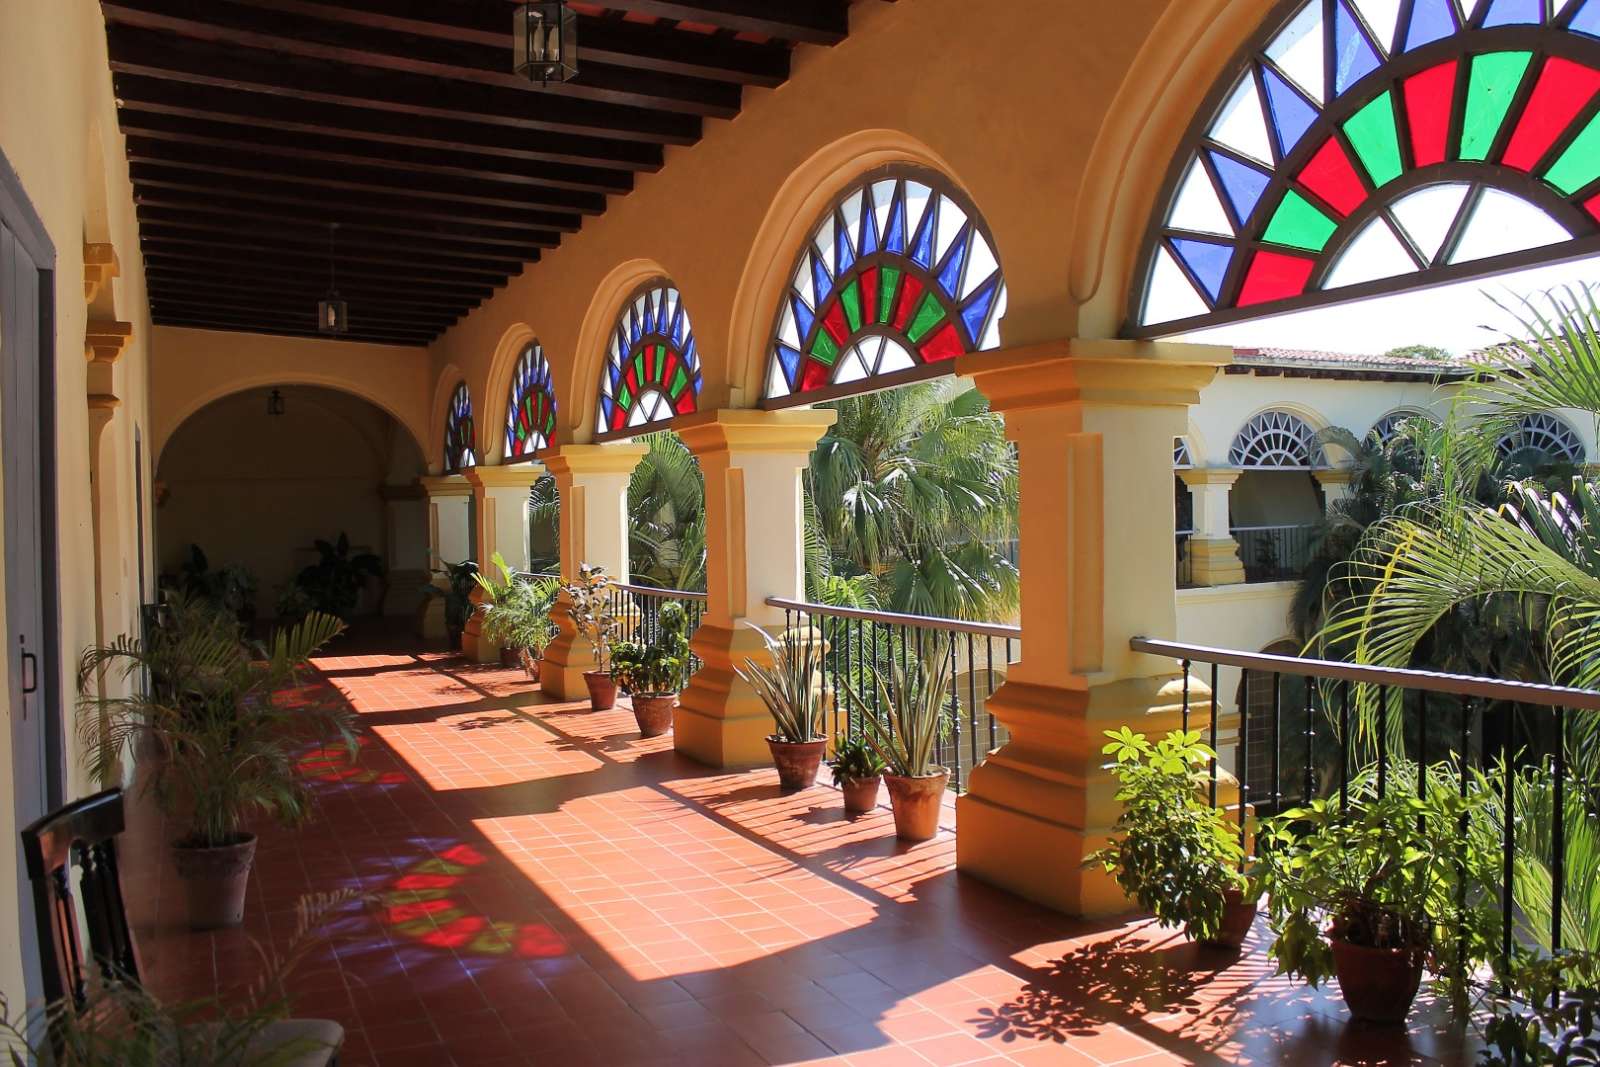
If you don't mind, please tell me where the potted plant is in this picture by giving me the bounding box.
[1085,727,1255,949]
[843,653,952,841]
[1254,784,1498,1025]
[734,623,826,791]
[78,594,357,930]
[288,532,383,621]
[610,602,690,737]
[422,559,478,649]
[563,563,621,710]
[474,552,558,676]
[829,733,886,814]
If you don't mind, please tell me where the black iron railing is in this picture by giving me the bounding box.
[607,580,707,687]
[767,598,1021,793]
[1131,636,1600,993]
[1231,523,1316,583]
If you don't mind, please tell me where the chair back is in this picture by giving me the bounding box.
[19,789,141,1009]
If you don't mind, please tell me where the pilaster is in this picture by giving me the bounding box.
[418,474,473,640]
[462,464,546,662]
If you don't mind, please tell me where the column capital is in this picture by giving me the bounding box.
[419,473,473,497]
[956,338,1232,414]
[1313,466,1355,487]
[674,408,836,458]
[379,482,425,502]
[465,462,545,490]
[539,442,647,479]
[1178,466,1243,488]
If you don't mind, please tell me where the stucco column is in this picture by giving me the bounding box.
[1314,467,1354,511]
[379,483,428,617]
[953,340,1229,916]
[539,444,648,700]
[418,474,473,640]
[462,464,545,662]
[1178,468,1246,587]
[673,409,836,768]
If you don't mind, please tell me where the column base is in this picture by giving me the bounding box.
[418,574,449,641]
[1187,537,1246,586]
[540,601,597,701]
[675,623,777,769]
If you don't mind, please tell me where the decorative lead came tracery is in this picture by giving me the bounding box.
[1497,410,1586,461]
[1229,410,1326,467]
[445,381,477,472]
[505,342,557,459]
[596,284,702,435]
[1133,0,1600,332]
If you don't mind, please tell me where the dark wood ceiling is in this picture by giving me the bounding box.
[104,1,866,346]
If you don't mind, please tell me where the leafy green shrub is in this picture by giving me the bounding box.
[611,602,690,697]
[829,732,885,786]
[842,653,952,778]
[734,623,823,743]
[286,533,382,621]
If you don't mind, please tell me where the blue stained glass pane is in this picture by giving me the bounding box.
[601,395,615,424]
[1573,0,1600,36]
[959,277,999,342]
[628,312,642,344]
[810,256,833,309]
[1334,1,1382,95]
[836,216,856,276]
[671,305,687,347]
[1405,0,1458,49]
[936,228,970,299]
[909,204,936,269]
[790,293,816,341]
[693,370,703,392]
[657,292,671,334]
[608,361,621,389]
[883,191,907,255]
[1206,150,1272,221]
[776,344,802,387]
[685,338,699,370]
[1262,65,1319,156]
[858,195,880,256]
[1170,238,1235,303]
[1483,0,1542,23]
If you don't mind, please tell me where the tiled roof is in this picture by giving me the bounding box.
[1232,347,1472,374]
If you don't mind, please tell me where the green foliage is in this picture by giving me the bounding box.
[563,563,620,671]
[475,553,558,656]
[1085,728,1247,943]
[1385,343,1455,362]
[423,559,478,639]
[733,623,824,743]
[1479,955,1600,1065]
[842,652,952,778]
[174,544,258,623]
[628,432,707,591]
[284,533,383,621]
[77,592,357,848]
[611,601,690,696]
[828,732,886,786]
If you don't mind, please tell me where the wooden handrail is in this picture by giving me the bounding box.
[1130,636,1600,712]
[765,597,1022,640]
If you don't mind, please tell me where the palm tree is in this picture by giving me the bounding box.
[626,431,707,591]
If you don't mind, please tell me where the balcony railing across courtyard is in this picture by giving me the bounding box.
[1231,523,1316,583]
[1131,635,1600,994]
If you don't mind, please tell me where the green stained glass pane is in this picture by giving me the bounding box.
[810,329,840,366]
[671,366,688,396]
[1546,111,1600,194]
[878,267,900,324]
[1461,52,1533,162]
[1262,190,1338,251]
[618,383,632,409]
[1342,91,1404,187]
[632,351,646,385]
[841,278,863,332]
[906,292,945,343]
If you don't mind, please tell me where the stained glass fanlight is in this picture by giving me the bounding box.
[505,342,558,460]
[763,169,1007,405]
[1133,0,1600,332]
[1497,410,1586,461]
[595,284,702,435]
[445,382,476,472]
[1229,410,1326,467]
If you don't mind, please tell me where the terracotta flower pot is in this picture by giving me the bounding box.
[499,646,523,669]
[584,670,617,710]
[632,694,676,738]
[840,775,882,814]
[1194,888,1258,950]
[883,770,948,841]
[768,738,826,791]
[171,834,257,931]
[1330,937,1426,1024]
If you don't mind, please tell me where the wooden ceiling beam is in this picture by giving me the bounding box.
[135,204,554,259]
[141,250,502,295]
[139,231,520,281]
[148,292,458,329]
[591,1,849,44]
[145,268,483,312]
[151,314,435,347]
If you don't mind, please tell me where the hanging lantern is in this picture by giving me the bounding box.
[267,388,286,416]
[318,222,349,335]
[513,2,577,85]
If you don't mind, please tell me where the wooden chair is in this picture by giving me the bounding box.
[21,789,343,1065]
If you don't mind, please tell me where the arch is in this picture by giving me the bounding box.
[1127,0,1600,335]
[444,381,477,473]
[480,322,537,464]
[567,257,673,442]
[428,363,470,475]
[1368,406,1438,443]
[1229,408,1327,467]
[503,340,559,461]
[1498,410,1586,462]
[593,280,704,437]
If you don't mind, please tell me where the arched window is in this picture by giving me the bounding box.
[505,342,557,460]
[1368,408,1436,444]
[763,168,1007,406]
[1174,436,1195,467]
[1497,410,1585,462]
[444,381,476,472]
[596,283,702,436]
[1229,410,1325,467]
[1132,0,1600,333]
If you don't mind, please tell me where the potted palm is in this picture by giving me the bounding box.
[843,653,952,841]
[564,564,621,710]
[829,733,886,814]
[734,623,826,791]
[609,602,690,737]
[475,553,558,677]
[1085,727,1256,949]
[78,594,357,930]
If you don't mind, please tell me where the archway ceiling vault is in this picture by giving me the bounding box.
[101,0,875,347]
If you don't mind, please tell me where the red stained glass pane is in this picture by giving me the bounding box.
[674,390,696,415]
[610,405,626,432]
[1237,250,1316,306]
[1296,138,1368,217]
[892,273,926,331]
[644,345,655,384]
[1502,57,1600,170]
[800,358,831,392]
[660,350,680,391]
[623,363,638,397]
[859,265,879,326]
[918,323,965,363]
[1404,60,1458,168]
[1587,191,1600,222]
[822,299,850,345]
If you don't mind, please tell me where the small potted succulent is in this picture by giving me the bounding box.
[843,653,952,841]
[1085,727,1256,949]
[563,563,621,710]
[610,602,690,737]
[829,733,886,814]
[735,623,825,791]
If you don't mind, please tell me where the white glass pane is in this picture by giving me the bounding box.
[793,250,817,308]
[879,337,917,374]
[596,411,607,435]
[1391,183,1470,262]
[1141,247,1211,326]
[777,302,799,348]
[1462,0,1488,17]
[961,232,1001,299]
[765,362,791,401]
[872,179,898,238]
[840,190,864,257]
[982,285,1008,350]
[1209,74,1274,164]
[833,344,869,384]
[935,194,968,261]
[904,182,933,243]
[813,215,837,275]
[1323,217,1419,288]
[1168,159,1235,235]
[1353,0,1404,53]
[662,288,678,331]
[1448,188,1572,263]
[1265,1,1326,102]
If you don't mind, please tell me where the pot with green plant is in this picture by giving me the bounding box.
[423,559,479,649]
[287,532,383,621]
[564,564,621,710]
[734,623,826,791]
[78,594,358,930]
[843,653,953,841]
[829,733,886,814]
[1254,782,1499,1025]
[475,552,558,676]
[1086,727,1255,949]
[610,602,690,737]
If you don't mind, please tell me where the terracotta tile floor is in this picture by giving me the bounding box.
[123,635,1480,1066]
